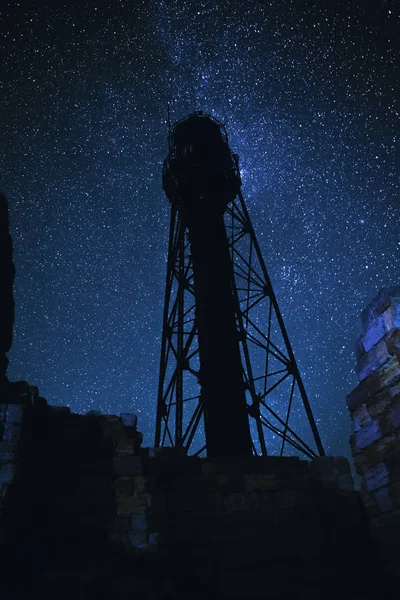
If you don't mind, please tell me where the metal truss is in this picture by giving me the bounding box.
[155,191,325,459]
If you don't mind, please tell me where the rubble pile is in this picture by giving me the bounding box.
[347,285,400,574]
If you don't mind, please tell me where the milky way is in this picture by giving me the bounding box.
[1,0,399,459]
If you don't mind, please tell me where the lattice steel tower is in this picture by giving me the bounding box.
[155,112,324,459]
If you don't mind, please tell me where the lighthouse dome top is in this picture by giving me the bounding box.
[169,112,228,152]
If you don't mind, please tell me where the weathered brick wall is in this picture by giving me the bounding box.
[111,450,358,555]
[347,285,400,573]
[0,386,395,597]
[0,381,34,542]
[107,449,393,597]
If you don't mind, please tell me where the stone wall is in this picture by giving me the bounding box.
[111,450,357,555]
[106,449,393,597]
[347,285,400,574]
[0,387,395,597]
[0,381,34,543]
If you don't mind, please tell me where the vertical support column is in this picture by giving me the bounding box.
[346,286,400,574]
[187,210,253,457]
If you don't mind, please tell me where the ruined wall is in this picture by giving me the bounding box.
[1,389,394,598]
[0,382,33,540]
[347,286,400,574]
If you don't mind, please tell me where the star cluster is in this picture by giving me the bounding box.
[1,0,399,458]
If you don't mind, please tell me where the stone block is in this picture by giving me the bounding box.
[317,473,338,489]
[274,490,302,509]
[0,404,8,420]
[131,513,147,531]
[133,431,143,447]
[5,404,24,423]
[308,456,337,477]
[359,432,400,471]
[373,486,393,513]
[112,513,131,539]
[217,523,262,543]
[201,460,217,476]
[367,370,388,397]
[107,418,126,442]
[360,308,394,353]
[385,327,400,355]
[346,384,370,412]
[379,356,400,388]
[115,438,136,455]
[103,414,121,423]
[355,339,390,382]
[113,455,143,476]
[205,493,224,511]
[116,493,149,514]
[0,441,17,463]
[147,494,170,531]
[202,456,302,478]
[337,473,354,491]
[168,494,208,512]
[351,404,372,432]
[120,413,137,429]
[370,509,400,565]
[378,406,400,437]
[146,454,202,477]
[373,508,400,529]
[387,446,400,464]
[152,473,207,495]
[364,462,390,492]
[148,493,167,512]
[361,488,380,518]
[354,453,368,474]
[96,416,112,439]
[128,529,148,548]
[388,380,400,399]
[258,492,275,513]
[244,473,277,492]
[366,389,393,418]
[389,481,400,507]
[0,462,16,485]
[2,421,21,443]
[178,474,221,494]
[388,401,400,430]
[333,456,351,474]
[349,419,381,454]
[50,406,70,414]
[354,336,365,360]
[361,286,400,332]
[133,475,152,494]
[148,532,160,548]
[224,492,258,512]
[114,476,134,496]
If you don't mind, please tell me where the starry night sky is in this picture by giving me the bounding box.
[1,0,399,459]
